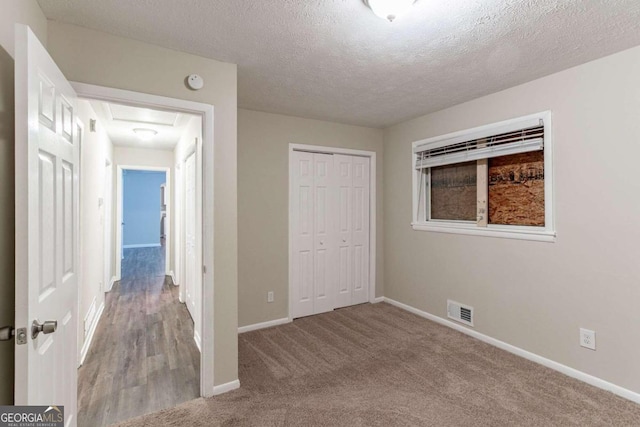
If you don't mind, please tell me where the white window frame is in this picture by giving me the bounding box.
[411,111,556,243]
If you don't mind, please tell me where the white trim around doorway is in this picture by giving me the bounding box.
[71,82,217,398]
[287,144,377,322]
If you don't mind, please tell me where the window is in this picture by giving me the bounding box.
[412,112,555,242]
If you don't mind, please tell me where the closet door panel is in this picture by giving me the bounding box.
[334,155,353,309]
[292,151,315,318]
[313,154,335,314]
[352,156,370,304]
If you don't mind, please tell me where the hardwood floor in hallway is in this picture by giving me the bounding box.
[78,247,200,427]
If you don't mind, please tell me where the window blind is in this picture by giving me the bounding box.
[414,121,544,170]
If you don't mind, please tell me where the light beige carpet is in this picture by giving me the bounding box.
[115,303,640,426]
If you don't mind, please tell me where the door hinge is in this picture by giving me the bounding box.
[202,265,207,274]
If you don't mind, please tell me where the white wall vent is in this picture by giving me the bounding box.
[447,299,474,327]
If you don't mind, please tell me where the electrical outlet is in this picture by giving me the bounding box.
[267,291,274,303]
[580,328,596,350]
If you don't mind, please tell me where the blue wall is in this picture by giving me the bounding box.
[122,170,166,247]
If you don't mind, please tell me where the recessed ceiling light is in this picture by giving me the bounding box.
[133,128,158,141]
[364,0,416,22]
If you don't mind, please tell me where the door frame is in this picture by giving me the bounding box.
[76,119,85,367]
[71,82,215,398]
[116,165,171,278]
[288,144,377,321]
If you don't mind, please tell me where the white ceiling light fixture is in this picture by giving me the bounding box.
[133,128,158,141]
[364,0,416,22]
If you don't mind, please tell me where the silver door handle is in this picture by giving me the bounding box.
[342,238,347,243]
[31,320,57,339]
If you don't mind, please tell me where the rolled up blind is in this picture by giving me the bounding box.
[414,121,544,170]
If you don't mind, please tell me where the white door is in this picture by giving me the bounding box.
[335,155,353,309]
[184,152,198,327]
[312,154,335,314]
[291,151,314,318]
[351,156,370,305]
[291,151,335,318]
[175,162,183,301]
[333,155,371,309]
[15,25,79,427]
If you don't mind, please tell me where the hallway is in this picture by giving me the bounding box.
[77,247,200,426]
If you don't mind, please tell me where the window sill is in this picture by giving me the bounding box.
[411,222,556,243]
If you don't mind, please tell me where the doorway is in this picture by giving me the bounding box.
[13,28,221,426]
[116,166,171,279]
[71,83,215,397]
[288,144,377,320]
[73,88,209,425]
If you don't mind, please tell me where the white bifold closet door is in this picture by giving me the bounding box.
[291,151,336,319]
[335,155,370,309]
[291,151,370,319]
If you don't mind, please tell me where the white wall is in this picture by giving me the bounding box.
[0,0,48,404]
[237,109,384,327]
[77,100,114,363]
[383,45,640,395]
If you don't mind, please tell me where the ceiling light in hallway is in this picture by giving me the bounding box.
[133,128,158,141]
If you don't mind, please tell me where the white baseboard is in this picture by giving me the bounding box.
[106,276,118,292]
[238,317,291,333]
[382,297,640,404]
[168,270,177,285]
[122,243,161,249]
[212,379,240,396]
[372,296,384,303]
[193,329,202,352]
[79,301,105,366]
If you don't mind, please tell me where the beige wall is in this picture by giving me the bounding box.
[47,21,239,386]
[0,0,48,405]
[238,109,384,327]
[383,45,640,394]
[77,100,114,361]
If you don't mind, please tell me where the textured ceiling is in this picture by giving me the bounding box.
[40,0,640,128]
